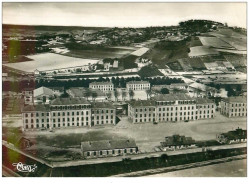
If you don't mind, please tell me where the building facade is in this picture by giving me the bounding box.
[22,97,116,131]
[220,96,247,118]
[126,81,150,91]
[128,94,216,123]
[81,139,138,158]
[89,82,114,92]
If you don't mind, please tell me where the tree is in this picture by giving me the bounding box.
[114,89,119,101]
[106,92,112,100]
[85,89,91,100]
[121,90,127,101]
[146,89,152,100]
[128,89,134,100]
[160,88,169,94]
[91,91,98,102]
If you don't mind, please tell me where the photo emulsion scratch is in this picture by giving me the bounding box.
[1,2,247,177]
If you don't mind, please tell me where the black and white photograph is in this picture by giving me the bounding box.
[1,1,247,179]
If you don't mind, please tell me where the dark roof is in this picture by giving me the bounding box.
[220,128,247,140]
[91,102,115,109]
[50,98,90,105]
[89,82,113,86]
[68,87,105,97]
[49,87,64,91]
[160,134,196,147]
[128,100,157,107]
[222,96,247,103]
[81,139,137,152]
[126,81,150,85]
[196,98,215,104]
[22,104,50,112]
[153,94,194,101]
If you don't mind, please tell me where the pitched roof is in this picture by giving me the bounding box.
[91,102,115,109]
[22,104,50,112]
[152,94,194,102]
[196,98,215,104]
[89,82,113,86]
[34,86,54,97]
[69,87,105,97]
[128,100,157,107]
[50,97,90,105]
[81,139,137,152]
[161,134,196,147]
[126,80,150,85]
[222,96,247,103]
[220,128,247,140]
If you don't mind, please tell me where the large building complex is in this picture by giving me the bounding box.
[126,81,150,91]
[128,94,216,123]
[22,97,116,131]
[220,96,247,118]
[89,82,114,92]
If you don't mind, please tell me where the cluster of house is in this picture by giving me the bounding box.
[159,134,196,151]
[216,127,247,144]
[128,94,216,123]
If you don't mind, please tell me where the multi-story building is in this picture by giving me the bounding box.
[81,139,138,159]
[128,94,216,124]
[22,97,116,131]
[91,102,116,126]
[89,82,114,92]
[126,81,150,91]
[220,96,247,118]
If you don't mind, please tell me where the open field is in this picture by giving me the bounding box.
[178,57,206,71]
[189,46,219,57]
[198,36,234,49]
[208,28,247,51]
[3,53,100,72]
[63,46,136,59]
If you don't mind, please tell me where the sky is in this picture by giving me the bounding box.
[2,2,247,28]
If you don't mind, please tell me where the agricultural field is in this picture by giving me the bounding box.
[3,53,100,73]
[208,28,247,51]
[166,61,183,71]
[189,46,219,57]
[177,58,193,71]
[198,36,234,49]
[63,46,136,59]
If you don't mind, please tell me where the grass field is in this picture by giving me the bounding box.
[4,53,100,72]
[208,28,247,51]
[189,46,219,57]
[199,36,234,49]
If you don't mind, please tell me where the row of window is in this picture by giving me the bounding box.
[50,105,91,110]
[134,115,214,123]
[86,148,136,156]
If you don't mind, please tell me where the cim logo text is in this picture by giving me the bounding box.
[12,162,37,173]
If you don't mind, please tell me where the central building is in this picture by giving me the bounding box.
[128,94,215,123]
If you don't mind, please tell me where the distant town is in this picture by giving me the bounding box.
[2,19,247,177]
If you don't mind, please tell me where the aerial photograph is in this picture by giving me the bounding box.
[1,2,247,177]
